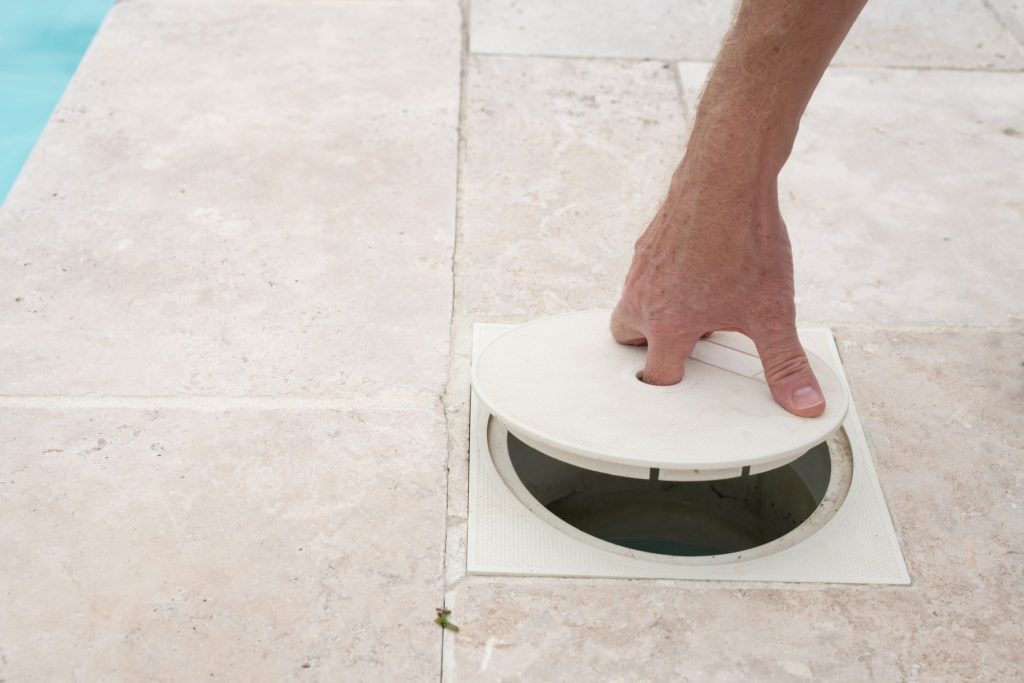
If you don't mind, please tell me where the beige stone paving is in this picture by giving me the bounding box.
[987,0,1024,40]
[679,63,1024,327]
[1,1,460,681]
[2,0,1023,681]
[470,0,728,61]
[0,0,460,402]
[0,406,448,680]
[470,0,1024,69]
[454,55,685,320]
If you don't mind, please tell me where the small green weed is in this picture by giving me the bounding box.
[435,608,460,632]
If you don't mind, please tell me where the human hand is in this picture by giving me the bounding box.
[610,163,826,418]
[608,0,867,418]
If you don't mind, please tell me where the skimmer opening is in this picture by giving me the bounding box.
[505,431,842,557]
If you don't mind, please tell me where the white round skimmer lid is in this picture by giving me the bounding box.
[472,310,850,481]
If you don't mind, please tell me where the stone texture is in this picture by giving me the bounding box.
[470,0,1024,69]
[677,63,1024,327]
[456,57,1024,329]
[0,406,447,680]
[443,326,1024,681]
[837,0,1024,69]
[3,0,1022,680]
[0,0,460,401]
[989,0,1024,42]
[455,55,686,319]
[469,0,729,61]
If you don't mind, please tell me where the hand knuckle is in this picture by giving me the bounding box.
[763,353,809,383]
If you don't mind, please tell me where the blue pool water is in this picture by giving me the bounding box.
[0,0,112,205]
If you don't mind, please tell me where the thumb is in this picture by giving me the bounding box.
[752,325,826,418]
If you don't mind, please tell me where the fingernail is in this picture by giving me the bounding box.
[792,385,824,410]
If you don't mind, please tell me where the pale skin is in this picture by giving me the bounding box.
[612,0,869,418]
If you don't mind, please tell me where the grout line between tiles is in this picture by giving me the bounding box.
[439,0,472,678]
[669,60,692,128]
[459,316,1023,334]
[818,321,1024,333]
[116,0,444,8]
[827,60,1024,73]
[452,572,917,592]
[471,50,1024,73]
[980,0,1024,54]
[471,50,713,65]
[0,394,437,412]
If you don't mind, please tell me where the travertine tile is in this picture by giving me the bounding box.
[441,54,686,622]
[455,55,686,319]
[457,57,1024,329]
[677,63,1024,326]
[0,1,460,400]
[441,316,475,586]
[469,0,729,61]
[443,327,1024,681]
[0,406,447,680]
[470,0,1024,69]
[989,0,1024,42]
[837,0,1023,68]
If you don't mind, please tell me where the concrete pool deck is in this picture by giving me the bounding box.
[0,0,1021,680]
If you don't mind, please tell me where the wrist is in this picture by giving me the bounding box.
[671,130,784,203]
[686,103,798,179]
[663,142,785,239]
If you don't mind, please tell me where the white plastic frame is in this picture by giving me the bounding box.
[467,324,911,585]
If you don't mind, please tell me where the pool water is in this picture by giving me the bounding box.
[0,0,112,205]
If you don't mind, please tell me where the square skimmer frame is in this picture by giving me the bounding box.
[467,323,911,585]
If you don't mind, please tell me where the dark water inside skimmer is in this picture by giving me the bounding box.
[507,434,831,557]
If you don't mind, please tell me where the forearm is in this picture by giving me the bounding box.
[614,1,867,413]
[683,0,868,184]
